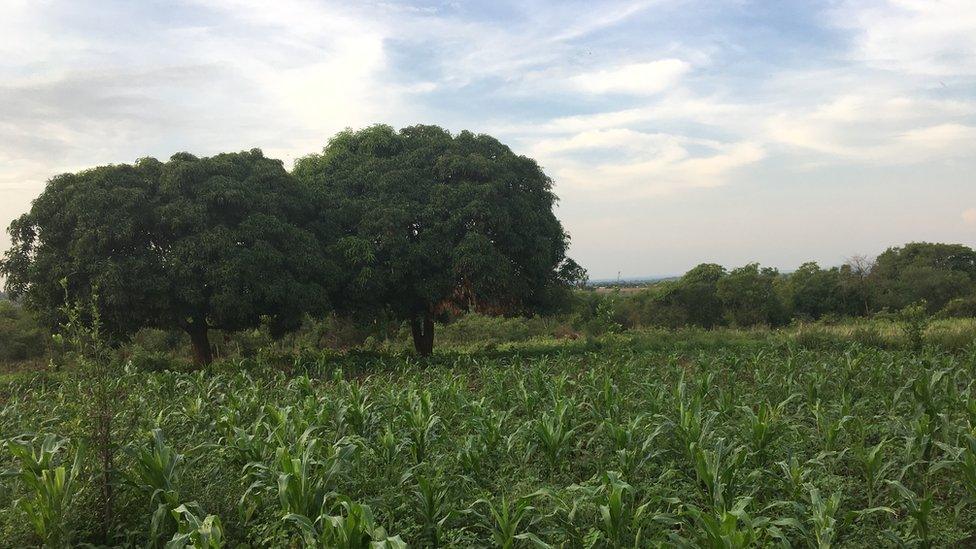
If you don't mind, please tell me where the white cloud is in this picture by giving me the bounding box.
[531,129,764,197]
[765,94,976,163]
[831,0,976,75]
[571,59,690,94]
[532,128,685,156]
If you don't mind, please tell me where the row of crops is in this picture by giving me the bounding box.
[2,342,976,546]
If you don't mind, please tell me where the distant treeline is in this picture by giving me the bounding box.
[591,242,976,330]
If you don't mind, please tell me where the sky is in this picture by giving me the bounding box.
[1,0,975,279]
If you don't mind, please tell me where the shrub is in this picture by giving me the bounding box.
[790,325,842,349]
[939,295,976,319]
[925,319,976,352]
[897,302,930,352]
[437,314,534,346]
[127,347,184,373]
[848,324,887,348]
[0,300,47,361]
[130,328,185,354]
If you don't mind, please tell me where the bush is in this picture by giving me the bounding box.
[436,314,561,348]
[848,324,887,348]
[790,325,842,349]
[897,302,930,352]
[0,300,47,361]
[130,328,186,354]
[926,319,976,352]
[939,295,976,319]
[573,293,623,337]
[127,347,184,373]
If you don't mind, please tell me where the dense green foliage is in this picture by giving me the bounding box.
[294,125,581,356]
[872,243,976,313]
[0,150,330,364]
[2,331,976,546]
[610,242,976,331]
[2,126,582,361]
[0,300,46,361]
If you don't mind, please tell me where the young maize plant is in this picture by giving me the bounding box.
[373,423,402,477]
[855,438,892,507]
[742,395,796,460]
[165,503,224,549]
[932,433,976,509]
[593,471,651,547]
[670,497,787,548]
[802,486,843,549]
[811,401,851,458]
[466,492,551,549]
[276,439,338,518]
[911,369,948,420]
[126,428,186,545]
[471,402,511,458]
[776,456,812,502]
[239,433,355,527]
[690,438,749,513]
[457,435,488,480]
[404,390,440,464]
[660,375,715,465]
[885,480,935,549]
[533,398,579,468]
[408,473,453,548]
[284,496,406,548]
[343,381,374,437]
[5,434,84,548]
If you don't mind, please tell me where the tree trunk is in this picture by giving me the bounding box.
[410,311,435,357]
[187,322,213,366]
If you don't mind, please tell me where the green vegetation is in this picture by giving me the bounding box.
[2,328,976,546]
[608,242,976,332]
[1,126,581,362]
[294,125,581,357]
[0,299,46,362]
[1,151,332,365]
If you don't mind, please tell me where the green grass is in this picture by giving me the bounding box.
[2,328,976,546]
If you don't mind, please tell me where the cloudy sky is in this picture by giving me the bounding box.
[2,0,975,279]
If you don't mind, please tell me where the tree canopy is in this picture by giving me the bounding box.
[1,150,331,364]
[870,242,976,312]
[294,124,582,355]
[716,263,787,327]
[668,263,727,328]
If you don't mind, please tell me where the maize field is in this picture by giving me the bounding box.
[2,339,976,547]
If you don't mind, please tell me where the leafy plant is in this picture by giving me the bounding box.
[126,428,185,545]
[898,302,930,352]
[467,493,550,549]
[691,439,747,513]
[285,497,406,548]
[5,434,84,547]
[855,438,891,507]
[671,497,785,549]
[404,390,440,464]
[885,480,934,548]
[166,503,224,549]
[533,398,578,467]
